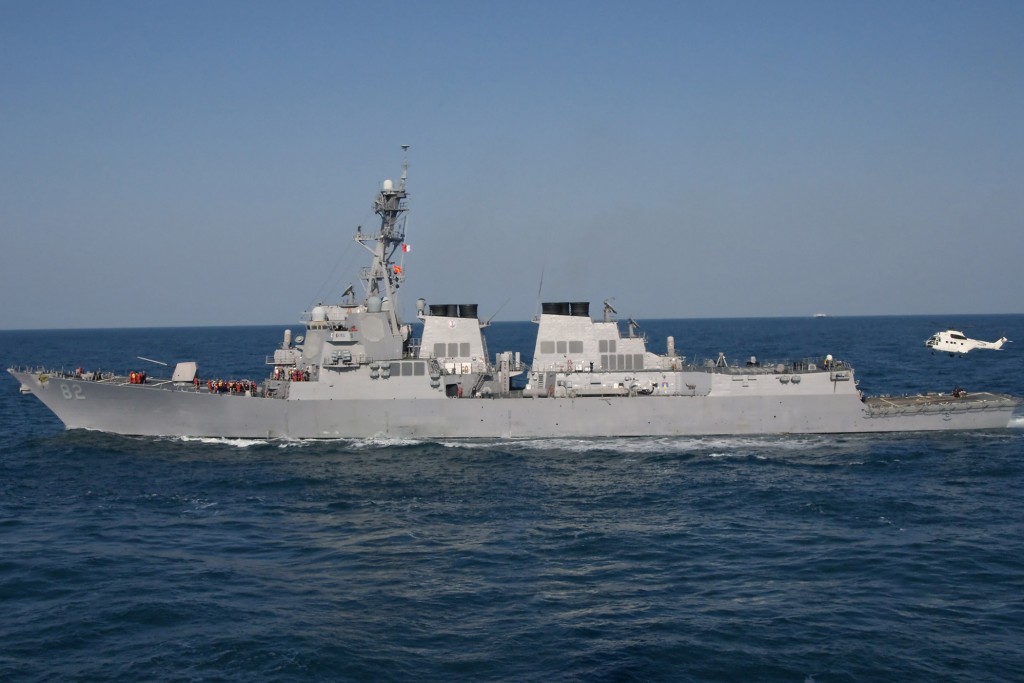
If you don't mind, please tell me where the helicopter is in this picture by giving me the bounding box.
[925,329,1009,356]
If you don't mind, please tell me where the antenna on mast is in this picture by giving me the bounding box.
[484,297,512,327]
[603,299,617,323]
[400,144,410,190]
[531,263,546,321]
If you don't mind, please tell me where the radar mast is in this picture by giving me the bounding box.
[355,145,410,333]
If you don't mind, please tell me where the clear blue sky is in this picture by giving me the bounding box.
[2,0,1022,329]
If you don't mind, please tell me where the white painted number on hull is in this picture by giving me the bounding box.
[60,383,85,400]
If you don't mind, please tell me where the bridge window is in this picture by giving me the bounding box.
[569,341,583,353]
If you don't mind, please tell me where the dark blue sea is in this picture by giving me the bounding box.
[2,315,1023,682]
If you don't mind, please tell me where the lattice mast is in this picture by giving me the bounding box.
[355,145,410,333]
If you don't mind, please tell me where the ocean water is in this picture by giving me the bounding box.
[2,315,1023,682]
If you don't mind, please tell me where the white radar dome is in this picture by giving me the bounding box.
[382,179,394,191]
[311,306,327,322]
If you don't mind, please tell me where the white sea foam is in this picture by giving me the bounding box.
[165,427,986,452]
[439,434,830,454]
[175,435,270,448]
[348,435,428,449]
[708,451,768,459]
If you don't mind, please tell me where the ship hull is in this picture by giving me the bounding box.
[11,370,1017,439]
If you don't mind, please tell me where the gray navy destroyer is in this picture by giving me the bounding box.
[9,152,1021,438]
